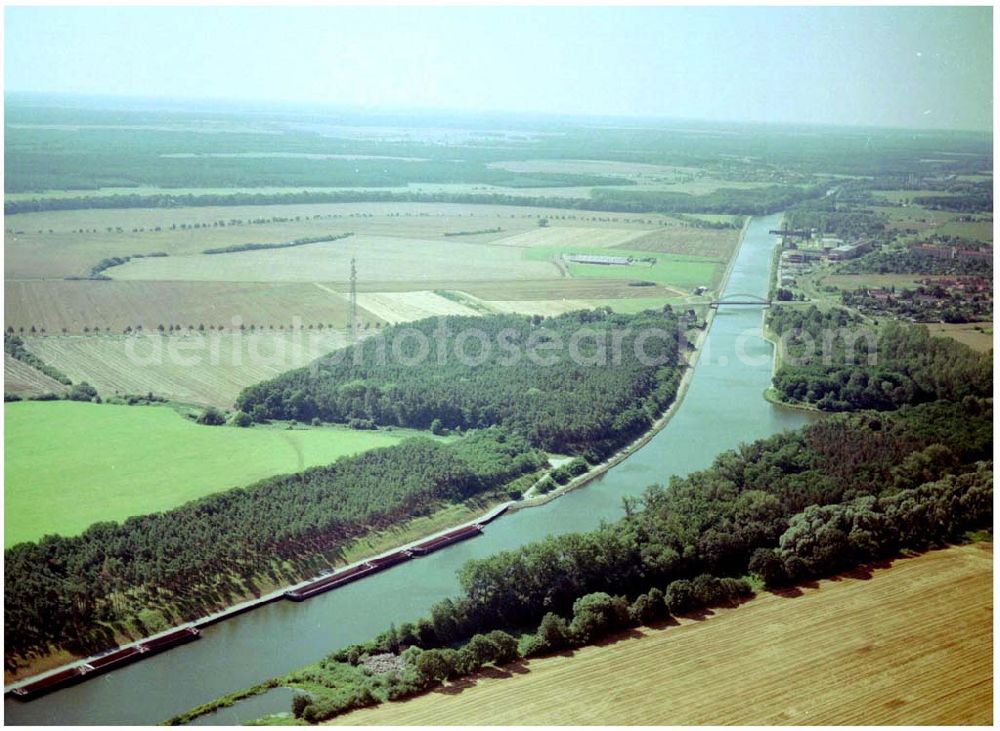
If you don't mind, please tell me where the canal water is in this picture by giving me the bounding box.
[6,213,814,725]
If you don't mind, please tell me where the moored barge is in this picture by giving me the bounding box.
[10,628,200,701]
[408,524,482,555]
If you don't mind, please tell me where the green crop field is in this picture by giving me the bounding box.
[524,245,721,291]
[4,400,413,546]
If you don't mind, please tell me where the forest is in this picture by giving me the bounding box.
[243,398,992,724]
[768,306,992,411]
[785,197,890,240]
[589,184,824,216]
[6,184,817,217]
[236,309,688,458]
[836,245,993,278]
[3,429,545,670]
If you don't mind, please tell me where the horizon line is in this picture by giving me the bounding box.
[5,89,993,136]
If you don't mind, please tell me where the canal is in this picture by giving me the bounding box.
[6,212,815,725]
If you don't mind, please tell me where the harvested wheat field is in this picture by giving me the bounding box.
[4,279,379,335]
[329,543,993,726]
[355,291,480,324]
[489,226,648,249]
[3,354,67,397]
[25,331,347,407]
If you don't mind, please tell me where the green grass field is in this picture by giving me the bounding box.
[524,245,720,290]
[4,401,412,546]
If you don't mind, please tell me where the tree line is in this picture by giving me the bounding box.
[3,429,545,670]
[6,184,818,217]
[202,232,352,255]
[255,398,992,723]
[4,333,72,385]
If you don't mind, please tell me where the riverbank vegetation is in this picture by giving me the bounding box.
[3,428,545,673]
[767,306,991,411]
[207,398,991,724]
[321,543,992,726]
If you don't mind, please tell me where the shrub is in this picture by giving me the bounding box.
[67,381,98,402]
[532,612,571,654]
[568,592,630,644]
[748,548,788,587]
[538,477,557,494]
[197,407,226,426]
[664,579,696,615]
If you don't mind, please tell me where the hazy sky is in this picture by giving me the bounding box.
[4,5,993,130]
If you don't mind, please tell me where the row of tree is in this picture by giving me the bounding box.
[202,232,352,255]
[3,428,545,668]
[316,398,991,666]
[274,397,992,723]
[6,184,815,217]
[4,333,72,385]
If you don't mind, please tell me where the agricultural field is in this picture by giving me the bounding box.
[329,543,993,726]
[108,234,562,283]
[481,296,683,317]
[822,273,930,291]
[486,159,687,176]
[355,291,481,323]
[23,331,348,407]
[4,400,413,546]
[619,226,740,259]
[937,217,994,243]
[3,354,67,397]
[525,245,720,290]
[4,280,379,335]
[926,322,994,352]
[876,204,964,235]
[456,278,678,301]
[488,226,649,249]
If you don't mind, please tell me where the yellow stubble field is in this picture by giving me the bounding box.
[329,543,992,726]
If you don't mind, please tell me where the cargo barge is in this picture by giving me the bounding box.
[408,524,482,555]
[284,545,421,601]
[285,523,484,601]
[140,627,200,656]
[8,506,503,698]
[10,628,200,700]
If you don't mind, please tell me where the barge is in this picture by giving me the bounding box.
[408,524,482,555]
[10,667,87,699]
[285,561,382,602]
[9,507,501,698]
[10,628,200,701]
[139,627,200,656]
[285,523,484,602]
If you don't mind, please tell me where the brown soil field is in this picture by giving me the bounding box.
[927,322,994,353]
[330,543,993,726]
[3,354,67,397]
[25,332,348,407]
[455,278,675,301]
[620,226,740,260]
[4,280,380,335]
